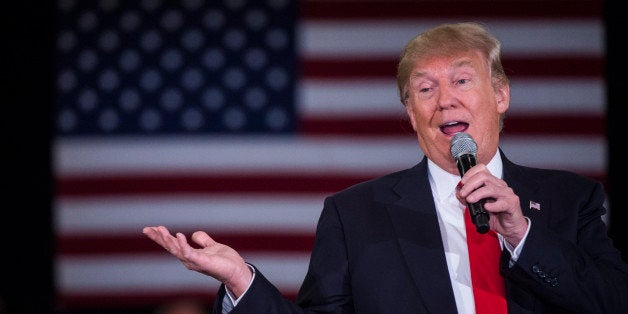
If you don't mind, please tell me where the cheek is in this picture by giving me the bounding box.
[412,104,437,126]
[406,94,440,122]
[405,106,418,131]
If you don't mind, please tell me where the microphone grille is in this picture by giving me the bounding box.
[450,132,477,158]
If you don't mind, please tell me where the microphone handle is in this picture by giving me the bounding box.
[455,154,490,234]
[468,201,490,234]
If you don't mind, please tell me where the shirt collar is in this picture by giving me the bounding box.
[427,149,503,202]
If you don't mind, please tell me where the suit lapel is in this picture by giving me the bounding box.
[500,151,548,228]
[500,150,548,312]
[385,159,458,314]
[382,152,548,313]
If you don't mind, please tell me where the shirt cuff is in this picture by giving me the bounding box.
[498,216,531,266]
[225,263,256,308]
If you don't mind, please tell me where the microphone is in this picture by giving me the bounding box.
[449,132,490,234]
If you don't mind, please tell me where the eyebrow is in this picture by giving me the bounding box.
[452,59,474,69]
[410,58,476,80]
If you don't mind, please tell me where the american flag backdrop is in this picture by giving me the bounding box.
[53,0,606,311]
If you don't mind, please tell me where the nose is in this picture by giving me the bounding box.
[436,83,457,110]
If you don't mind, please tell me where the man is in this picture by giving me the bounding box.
[143,22,628,313]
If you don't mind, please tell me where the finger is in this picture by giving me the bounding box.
[142,226,164,238]
[175,232,195,254]
[493,178,508,187]
[142,226,192,258]
[151,226,183,254]
[176,233,204,263]
[460,166,502,189]
[143,226,169,245]
[466,184,499,204]
[142,226,158,240]
[191,231,216,248]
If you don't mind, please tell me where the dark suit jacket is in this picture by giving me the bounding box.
[215,151,628,313]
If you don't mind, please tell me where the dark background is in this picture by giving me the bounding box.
[2,1,625,313]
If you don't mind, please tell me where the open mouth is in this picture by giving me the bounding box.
[440,122,469,135]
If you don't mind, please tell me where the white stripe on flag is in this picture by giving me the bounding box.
[56,194,324,235]
[299,78,605,118]
[55,136,605,176]
[300,19,603,58]
[57,253,310,293]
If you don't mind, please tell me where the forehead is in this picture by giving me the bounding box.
[411,50,487,77]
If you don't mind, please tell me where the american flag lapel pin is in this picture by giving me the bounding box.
[529,200,541,211]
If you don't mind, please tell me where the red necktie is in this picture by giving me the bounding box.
[464,208,508,313]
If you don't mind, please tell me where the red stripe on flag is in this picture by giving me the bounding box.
[299,115,606,137]
[56,172,606,197]
[58,290,300,310]
[56,174,376,196]
[302,56,603,79]
[57,233,315,255]
[301,0,602,19]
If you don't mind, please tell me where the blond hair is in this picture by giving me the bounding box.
[397,22,509,103]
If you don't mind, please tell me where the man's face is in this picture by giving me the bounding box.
[404,49,510,174]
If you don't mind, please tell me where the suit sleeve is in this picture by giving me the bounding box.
[212,264,304,314]
[295,196,354,312]
[212,195,353,313]
[500,179,628,313]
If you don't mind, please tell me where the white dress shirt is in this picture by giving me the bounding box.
[428,149,529,314]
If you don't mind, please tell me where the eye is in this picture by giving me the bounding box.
[408,77,436,99]
[455,78,470,85]
[454,77,475,91]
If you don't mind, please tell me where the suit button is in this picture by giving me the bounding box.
[550,278,559,287]
[532,265,540,273]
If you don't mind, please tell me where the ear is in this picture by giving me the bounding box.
[495,83,510,114]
